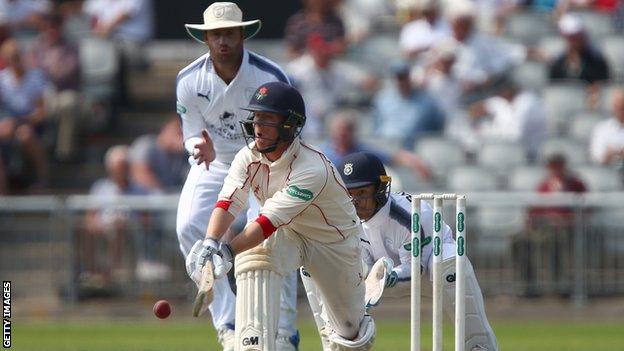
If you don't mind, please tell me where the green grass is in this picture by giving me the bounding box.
[10,320,624,351]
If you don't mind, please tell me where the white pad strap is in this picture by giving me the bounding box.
[235,247,282,351]
[440,257,499,351]
[328,315,376,351]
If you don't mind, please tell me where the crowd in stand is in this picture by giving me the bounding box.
[2,0,624,287]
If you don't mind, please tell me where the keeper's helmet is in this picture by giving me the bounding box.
[338,152,392,209]
[240,82,306,153]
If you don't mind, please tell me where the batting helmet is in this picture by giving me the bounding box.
[338,152,392,209]
[240,82,306,153]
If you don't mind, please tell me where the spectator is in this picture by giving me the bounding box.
[517,153,587,296]
[27,13,81,161]
[0,153,6,194]
[398,0,451,59]
[128,117,188,193]
[373,61,444,149]
[416,40,463,118]
[83,145,145,288]
[590,87,624,166]
[321,110,431,181]
[0,39,49,191]
[0,0,51,38]
[284,0,346,59]
[447,0,526,102]
[467,76,547,159]
[337,0,393,46]
[287,33,376,137]
[549,13,610,84]
[82,0,155,105]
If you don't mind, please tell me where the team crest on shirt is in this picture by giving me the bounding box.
[207,111,243,140]
[255,86,269,101]
[343,163,353,175]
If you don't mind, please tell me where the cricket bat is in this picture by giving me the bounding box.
[192,260,215,317]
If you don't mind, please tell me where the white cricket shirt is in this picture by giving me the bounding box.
[176,49,289,164]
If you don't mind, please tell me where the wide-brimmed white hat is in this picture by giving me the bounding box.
[185,2,261,43]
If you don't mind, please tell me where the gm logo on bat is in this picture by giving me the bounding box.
[242,336,259,346]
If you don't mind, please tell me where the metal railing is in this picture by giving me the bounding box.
[1,193,623,310]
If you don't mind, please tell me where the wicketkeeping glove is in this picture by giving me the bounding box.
[385,270,399,288]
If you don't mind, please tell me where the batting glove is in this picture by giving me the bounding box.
[186,238,220,284]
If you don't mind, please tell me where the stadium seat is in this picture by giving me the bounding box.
[476,141,527,180]
[508,166,548,191]
[79,38,119,100]
[415,137,465,183]
[474,206,526,253]
[575,165,622,191]
[355,34,403,73]
[537,36,566,60]
[569,111,608,142]
[571,10,614,41]
[511,61,548,91]
[538,137,588,166]
[446,166,498,192]
[601,36,624,82]
[542,82,588,134]
[506,10,556,45]
[598,82,620,111]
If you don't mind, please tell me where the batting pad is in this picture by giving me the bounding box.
[300,267,331,351]
[440,257,499,351]
[235,247,282,351]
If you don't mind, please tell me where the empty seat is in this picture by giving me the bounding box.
[446,166,498,192]
[599,83,620,111]
[79,38,119,99]
[542,82,588,134]
[508,166,548,191]
[511,61,548,91]
[416,137,465,181]
[601,36,624,81]
[571,11,614,41]
[575,165,622,191]
[356,34,402,73]
[506,10,556,45]
[475,206,526,253]
[569,111,608,142]
[477,141,527,178]
[538,137,588,165]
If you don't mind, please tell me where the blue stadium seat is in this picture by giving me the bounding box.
[571,10,614,41]
[537,36,566,60]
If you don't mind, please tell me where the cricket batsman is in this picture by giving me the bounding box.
[176,3,298,349]
[185,82,376,351]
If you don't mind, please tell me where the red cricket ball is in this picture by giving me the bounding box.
[153,300,171,319]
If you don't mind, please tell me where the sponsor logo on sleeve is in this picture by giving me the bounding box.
[286,186,314,201]
[176,102,187,114]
